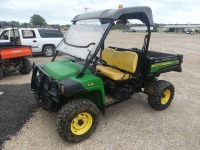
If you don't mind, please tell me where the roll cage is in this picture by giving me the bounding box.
[54,6,154,78]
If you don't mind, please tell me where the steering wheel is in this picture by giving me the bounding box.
[95,56,107,65]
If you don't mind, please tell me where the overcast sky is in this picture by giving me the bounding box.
[0,0,200,25]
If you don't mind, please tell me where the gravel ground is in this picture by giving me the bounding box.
[0,84,38,148]
[1,32,200,150]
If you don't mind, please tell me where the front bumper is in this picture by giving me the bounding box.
[31,65,60,103]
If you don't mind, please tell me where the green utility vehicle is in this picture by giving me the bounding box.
[31,6,183,142]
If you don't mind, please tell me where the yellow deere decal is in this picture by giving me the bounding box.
[151,62,173,68]
[150,60,179,73]
[88,83,94,87]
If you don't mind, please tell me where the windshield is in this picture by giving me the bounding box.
[57,20,109,60]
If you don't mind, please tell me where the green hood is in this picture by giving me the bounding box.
[42,59,92,81]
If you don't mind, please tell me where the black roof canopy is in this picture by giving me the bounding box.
[0,21,15,26]
[72,6,154,26]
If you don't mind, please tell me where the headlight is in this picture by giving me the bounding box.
[60,85,65,93]
[37,70,43,77]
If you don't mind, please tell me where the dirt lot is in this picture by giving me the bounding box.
[1,32,200,150]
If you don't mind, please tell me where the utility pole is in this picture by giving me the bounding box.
[84,8,89,24]
[84,7,89,13]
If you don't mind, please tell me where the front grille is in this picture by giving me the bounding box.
[44,77,50,89]
[32,66,60,98]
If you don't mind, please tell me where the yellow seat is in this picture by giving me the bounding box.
[96,48,138,81]
[115,51,138,73]
[99,66,130,80]
[96,48,116,73]
[101,48,116,66]
[96,65,106,72]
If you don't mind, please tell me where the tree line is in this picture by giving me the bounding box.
[12,14,69,29]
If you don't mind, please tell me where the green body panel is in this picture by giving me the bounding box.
[68,74,105,105]
[43,59,91,81]
[42,58,105,105]
[150,60,179,73]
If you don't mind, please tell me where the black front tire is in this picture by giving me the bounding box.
[57,99,100,143]
[148,80,175,110]
[19,58,32,74]
[43,45,55,57]
[0,66,3,79]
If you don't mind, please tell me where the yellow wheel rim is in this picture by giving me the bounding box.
[71,112,93,135]
[161,89,171,104]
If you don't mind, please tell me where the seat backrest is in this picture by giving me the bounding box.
[102,48,138,73]
[102,48,116,66]
[115,51,138,73]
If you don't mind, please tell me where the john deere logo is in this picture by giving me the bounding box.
[88,83,94,87]
[151,62,173,68]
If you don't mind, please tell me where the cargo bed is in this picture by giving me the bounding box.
[0,42,32,60]
[147,51,183,77]
[0,42,32,79]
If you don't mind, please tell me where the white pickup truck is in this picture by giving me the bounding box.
[0,28,63,56]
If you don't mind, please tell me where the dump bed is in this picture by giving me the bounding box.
[0,42,32,60]
[147,51,183,77]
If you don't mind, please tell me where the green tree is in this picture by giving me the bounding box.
[30,14,47,27]
[21,22,31,28]
[12,21,20,27]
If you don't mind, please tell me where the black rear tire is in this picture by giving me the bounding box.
[57,99,100,143]
[148,80,174,110]
[0,66,3,79]
[43,45,55,57]
[19,58,32,74]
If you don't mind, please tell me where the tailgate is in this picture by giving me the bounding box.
[0,46,32,60]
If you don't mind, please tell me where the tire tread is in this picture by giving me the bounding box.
[148,80,175,110]
[57,99,100,143]
[19,58,32,74]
